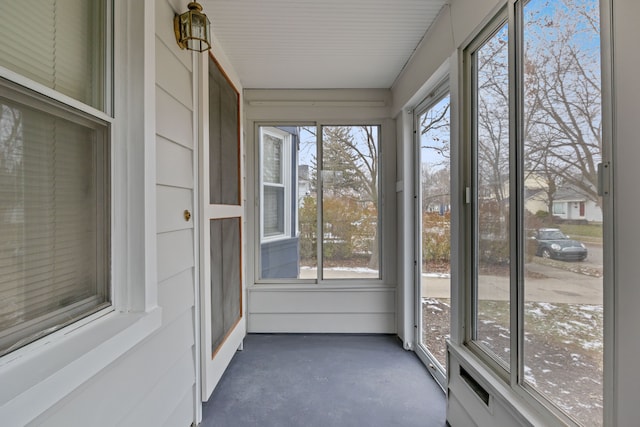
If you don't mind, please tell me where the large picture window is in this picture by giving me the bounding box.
[465,1,604,425]
[257,124,381,281]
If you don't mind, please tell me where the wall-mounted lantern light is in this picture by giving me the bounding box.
[174,2,211,52]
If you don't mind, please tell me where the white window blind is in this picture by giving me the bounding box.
[263,134,283,184]
[263,186,285,236]
[0,0,106,111]
[0,82,110,357]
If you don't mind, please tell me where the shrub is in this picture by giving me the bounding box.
[422,212,451,264]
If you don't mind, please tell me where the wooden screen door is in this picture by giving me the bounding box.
[199,52,245,399]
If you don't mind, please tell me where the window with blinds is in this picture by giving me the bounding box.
[0,81,110,357]
[0,0,107,111]
[0,0,109,357]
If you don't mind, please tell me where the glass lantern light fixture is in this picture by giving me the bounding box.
[174,2,211,52]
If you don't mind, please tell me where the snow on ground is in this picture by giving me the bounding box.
[300,266,379,274]
[422,272,451,278]
[422,298,603,426]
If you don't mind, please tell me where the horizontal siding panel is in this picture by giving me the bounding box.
[33,311,195,426]
[157,229,194,283]
[161,385,195,427]
[156,87,193,149]
[157,185,193,234]
[155,0,191,71]
[247,313,396,334]
[118,348,195,427]
[158,269,195,327]
[156,136,193,189]
[248,288,396,314]
[156,37,192,109]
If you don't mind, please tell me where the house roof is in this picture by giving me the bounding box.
[202,0,448,89]
[554,186,588,202]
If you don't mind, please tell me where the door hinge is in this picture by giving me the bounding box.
[465,187,471,204]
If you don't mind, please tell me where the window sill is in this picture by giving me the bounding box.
[250,281,392,290]
[0,307,162,426]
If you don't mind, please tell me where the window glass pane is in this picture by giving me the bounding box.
[0,83,110,357]
[321,126,380,280]
[474,22,510,367]
[419,94,451,371]
[522,1,603,424]
[259,126,317,280]
[0,0,106,111]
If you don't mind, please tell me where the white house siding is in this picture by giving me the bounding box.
[27,2,198,426]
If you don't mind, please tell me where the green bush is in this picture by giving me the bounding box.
[298,195,378,263]
[479,238,510,265]
[422,212,451,264]
[299,196,317,261]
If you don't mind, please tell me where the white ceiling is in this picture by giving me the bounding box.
[203,0,448,89]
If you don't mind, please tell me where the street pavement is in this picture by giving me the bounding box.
[421,260,603,304]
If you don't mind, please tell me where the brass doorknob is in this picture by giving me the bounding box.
[184,210,192,221]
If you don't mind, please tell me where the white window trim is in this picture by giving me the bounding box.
[260,126,292,243]
[0,0,161,423]
[251,119,390,286]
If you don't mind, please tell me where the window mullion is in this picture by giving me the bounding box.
[508,0,522,389]
[317,125,323,282]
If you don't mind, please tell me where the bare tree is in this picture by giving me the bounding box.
[473,0,602,217]
[523,0,602,205]
[420,100,450,163]
[476,24,510,233]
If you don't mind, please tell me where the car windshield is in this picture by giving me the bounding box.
[539,230,567,240]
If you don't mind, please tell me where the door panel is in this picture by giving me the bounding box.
[200,54,245,399]
[415,89,450,388]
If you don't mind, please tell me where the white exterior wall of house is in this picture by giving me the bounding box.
[554,200,603,223]
[24,1,199,425]
[393,0,640,425]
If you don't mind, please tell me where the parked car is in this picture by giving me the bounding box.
[531,228,588,261]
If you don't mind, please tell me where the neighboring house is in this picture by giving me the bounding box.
[551,186,603,222]
[298,164,312,202]
[524,187,548,216]
[524,183,603,223]
[260,126,300,278]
